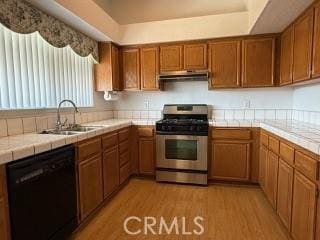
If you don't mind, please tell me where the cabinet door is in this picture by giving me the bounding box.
[211,141,250,181]
[0,166,10,240]
[265,150,279,208]
[242,38,275,87]
[122,48,140,90]
[160,45,183,72]
[208,41,241,88]
[183,43,207,70]
[293,9,314,82]
[277,159,293,229]
[139,139,155,175]
[280,26,294,85]
[111,44,121,90]
[313,2,320,78]
[291,171,317,240]
[103,147,119,198]
[140,47,159,90]
[259,146,268,191]
[78,156,103,221]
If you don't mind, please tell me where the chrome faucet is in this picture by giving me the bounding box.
[56,99,79,130]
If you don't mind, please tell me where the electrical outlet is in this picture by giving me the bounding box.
[243,100,250,109]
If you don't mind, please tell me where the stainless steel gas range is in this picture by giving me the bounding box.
[155,104,209,185]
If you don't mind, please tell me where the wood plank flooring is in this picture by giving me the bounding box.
[73,178,290,240]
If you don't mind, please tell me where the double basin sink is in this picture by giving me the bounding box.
[40,126,104,135]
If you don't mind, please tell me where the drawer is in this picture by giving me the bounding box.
[102,132,118,151]
[212,128,251,140]
[295,151,318,180]
[279,142,294,165]
[119,128,130,142]
[138,127,154,137]
[120,161,131,184]
[120,150,130,167]
[119,140,130,154]
[77,138,102,162]
[269,136,279,154]
[260,132,268,147]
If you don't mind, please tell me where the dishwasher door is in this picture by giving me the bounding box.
[6,145,77,240]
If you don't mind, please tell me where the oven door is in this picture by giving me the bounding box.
[156,134,207,171]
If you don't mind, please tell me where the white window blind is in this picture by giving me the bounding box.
[0,23,95,109]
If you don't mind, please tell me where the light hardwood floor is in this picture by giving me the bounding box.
[73,178,290,240]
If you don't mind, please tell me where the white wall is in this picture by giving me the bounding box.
[113,81,293,110]
[292,81,320,111]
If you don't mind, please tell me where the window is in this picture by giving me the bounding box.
[0,23,95,109]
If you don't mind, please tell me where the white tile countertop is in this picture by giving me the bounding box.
[2,118,320,165]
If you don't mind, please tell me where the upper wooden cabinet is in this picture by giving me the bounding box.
[183,43,207,70]
[242,38,275,87]
[122,48,140,90]
[313,2,320,78]
[208,40,241,88]
[293,9,314,82]
[280,26,294,85]
[95,43,121,91]
[160,45,183,72]
[140,47,159,90]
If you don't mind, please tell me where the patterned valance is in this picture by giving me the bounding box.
[0,0,98,61]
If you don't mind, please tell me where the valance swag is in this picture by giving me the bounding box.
[0,0,98,61]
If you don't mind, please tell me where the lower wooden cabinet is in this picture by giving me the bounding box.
[265,150,279,209]
[0,166,10,240]
[138,127,155,175]
[78,156,104,221]
[103,146,119,198]
[211,142,250,181]
[259,146,268,191]
[291,171,317,240]
[276,159,293,229]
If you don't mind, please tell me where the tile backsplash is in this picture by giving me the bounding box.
[1,110,113,137]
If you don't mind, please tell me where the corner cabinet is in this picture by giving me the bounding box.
[160,45,183,72]
[95,43,121,91]
[208,40,241,88]
[293,9,314,82]
[0,165,10,240]
[183,43,207,70]
[280,26,294,85]
[140,47,159,90]
[242,38,275,87]
[121,48,141,90]
[312,2,320,78]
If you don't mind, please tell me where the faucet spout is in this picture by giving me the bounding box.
[56,99,79,130]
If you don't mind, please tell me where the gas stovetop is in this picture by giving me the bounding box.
[156,104,209,136]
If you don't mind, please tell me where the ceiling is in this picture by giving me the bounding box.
[93,0,248,24]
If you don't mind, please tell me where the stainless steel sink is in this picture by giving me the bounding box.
[40,130,80,135]
[39,126,104,135]
[67,126,103,132]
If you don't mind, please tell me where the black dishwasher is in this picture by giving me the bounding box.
[6,145,78,240]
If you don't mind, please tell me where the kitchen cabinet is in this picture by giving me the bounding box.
[280,26,294,85]
[119,128,131,183]
[122,48,140,90]
[208,40,241,88]
[160,45,183,72]
[183,43,207,70]
[242,38,275,87]
[0,166,10,240]
[102,132,119,198]
[291,171,317,240]
[312,2,320,78]
[211,128,251,182]
[259,146,268,191]
[276,159,293,229]
[138,127,155,175]
[140,47,159,90]
[78,156,103,221]
[265,150,279,209]
[95,43,121,91]
[293,9,314,82]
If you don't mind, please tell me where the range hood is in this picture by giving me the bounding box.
[159,70,208,82]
